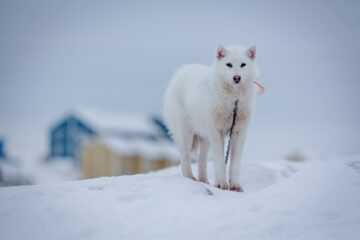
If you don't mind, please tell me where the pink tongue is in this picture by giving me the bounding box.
[253,80,265,94]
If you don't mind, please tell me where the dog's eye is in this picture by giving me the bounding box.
[226,63,233,68]
[241,63,246,68]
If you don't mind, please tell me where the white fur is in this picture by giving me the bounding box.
[164,45,259,191]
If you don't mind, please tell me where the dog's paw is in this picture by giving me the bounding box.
[214,181,229,190]
[198,177,209,184]
[184,174,197,181]
[229,182,244,192]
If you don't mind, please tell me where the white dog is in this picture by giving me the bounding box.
[164,45,259,191]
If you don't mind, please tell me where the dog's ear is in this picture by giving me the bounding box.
[246,45,256,60]
[216,45,226,60]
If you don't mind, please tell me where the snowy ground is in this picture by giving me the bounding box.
[1,156,360,240]
[0,160,80,186]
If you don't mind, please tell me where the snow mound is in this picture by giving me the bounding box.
[0,158,360,240]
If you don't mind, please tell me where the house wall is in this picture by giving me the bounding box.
[82,142,112,178]
[81,142,175,179]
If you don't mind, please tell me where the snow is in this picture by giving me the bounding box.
[26,160,81,184]
[0,162,32,186]
[69,108,159,135]
[0,159,80,186]
[1,156,360,240]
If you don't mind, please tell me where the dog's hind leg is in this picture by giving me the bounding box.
[191,134,199,152]
[176,124,196,180]
[198,137,209,183]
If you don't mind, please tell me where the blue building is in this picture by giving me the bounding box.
[49,115,96,162]
[49,109,171,164]
[0,138,5,159]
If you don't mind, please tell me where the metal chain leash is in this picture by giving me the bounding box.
[225,99,238,164]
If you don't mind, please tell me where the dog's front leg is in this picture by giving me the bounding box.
[210,131,228,190]
[229,129,248,192]
[198,138,209,183]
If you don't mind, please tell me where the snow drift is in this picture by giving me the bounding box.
[1,157,360,240]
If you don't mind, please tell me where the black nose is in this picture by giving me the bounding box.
[233,75,241,83]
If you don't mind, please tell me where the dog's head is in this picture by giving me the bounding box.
[213,45,258,89]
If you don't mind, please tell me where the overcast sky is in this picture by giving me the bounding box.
[1,0,360,162]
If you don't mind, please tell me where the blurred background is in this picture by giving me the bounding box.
[1,0,359,186]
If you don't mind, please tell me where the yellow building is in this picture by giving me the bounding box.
[81,137,179,179]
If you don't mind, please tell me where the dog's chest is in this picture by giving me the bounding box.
[212,101,249,133]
